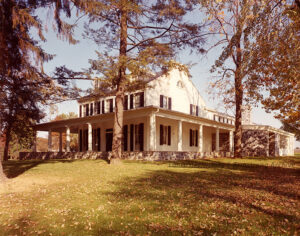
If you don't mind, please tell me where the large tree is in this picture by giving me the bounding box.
[246,0,300,132]
[0,0,76,181]
[199,0,298,157]
[73,0,205,163]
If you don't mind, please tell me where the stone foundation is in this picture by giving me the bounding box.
[19,151,233,161]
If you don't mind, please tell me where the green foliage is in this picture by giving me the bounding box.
[0,157,299,234]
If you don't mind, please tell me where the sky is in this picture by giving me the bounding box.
[37,7,299,148]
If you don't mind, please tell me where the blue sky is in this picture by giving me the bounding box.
[37,8,299,148]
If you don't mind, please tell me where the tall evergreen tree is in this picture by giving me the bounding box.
[0,0,75,181]
[74,0,205,163]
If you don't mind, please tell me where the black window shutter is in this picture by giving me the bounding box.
[86,104,89,116]
[97,128,101,151]
[97,102,100,114]
[168,126,171,146]
[90,103,93,116]
[79,105,82,118]
[168,97,172,110]
[124,95,128,110]
[102,100,105,114]
[109,99,113,112]
[139,123,144,151]
[130,124,134,151]
[196,106,199,116]
[195,130,198,147]
[190,104,193,115]
[130,94,134,109]
[123,125,128,151]
[79,130,83,151]
[85,129,88,151]
[190,129,193,146]
[160,125,163,145]
[160,95,164,108]
[140,92,144,107]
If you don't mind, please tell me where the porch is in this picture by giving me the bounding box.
[31,106,235,158]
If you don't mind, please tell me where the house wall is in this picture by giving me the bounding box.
[146,69,207,114]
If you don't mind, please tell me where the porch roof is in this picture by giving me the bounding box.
[34,106,235,133]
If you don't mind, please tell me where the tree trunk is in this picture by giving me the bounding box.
[0,159,7,183]
[110,1,127,164]
[233,32,243,158]
[3,127,11,161]
[234,73,243,158]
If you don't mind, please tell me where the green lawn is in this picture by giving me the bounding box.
[0,157,299,235]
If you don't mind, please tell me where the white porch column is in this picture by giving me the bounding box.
[87,123,93,151]
[66,126,71,152]
[198,124,203,153]
[149,113,156,151]
[178,120,182,151]
[59,132,63,152]
[229,130,233,153]
[216,128,220,152]
[48,130,52,152]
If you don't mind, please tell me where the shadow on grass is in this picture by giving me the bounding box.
[2,159,77,179]
[169,159,300,175]
[103,161,300,234]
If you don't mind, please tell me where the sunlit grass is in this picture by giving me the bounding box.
[0,156,299,235]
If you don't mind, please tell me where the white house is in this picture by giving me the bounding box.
[22,69,294,160]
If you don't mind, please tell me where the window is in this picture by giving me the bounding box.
[128,92,144,109]
[177,80,183,88]
[128,123,144,151]
[190,104,199,116]
[134,123,144,151]
[134,92,144,108]
[107,99,114,113]
[160,125,171,145]
[79,105,82,118]
[190,129,198,147]
[160,95,172,110]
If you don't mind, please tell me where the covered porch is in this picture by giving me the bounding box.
[28,106,234,160]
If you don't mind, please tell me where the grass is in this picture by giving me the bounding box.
[0,156,299,235]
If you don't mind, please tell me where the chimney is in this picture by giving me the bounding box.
[242,105,252,125]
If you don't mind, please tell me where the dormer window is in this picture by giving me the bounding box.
[160,95,172,110]
[190,104,199,116]
[177,80,183,88]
